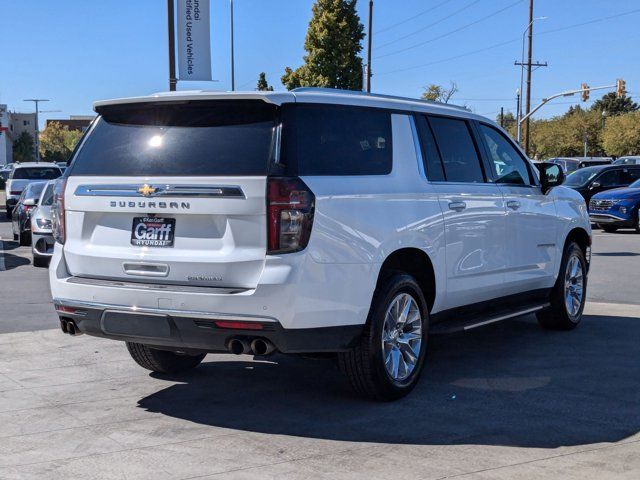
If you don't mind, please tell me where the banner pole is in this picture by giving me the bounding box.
[168,0,177,91]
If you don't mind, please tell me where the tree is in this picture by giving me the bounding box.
[602,111,640,157]
[496,111,516,135]
[421,82,458,103]
[39,122,83,163]
[12,131,35,162]
[281,0,364,91]
[256,72,274,91]
[591,92,639,116]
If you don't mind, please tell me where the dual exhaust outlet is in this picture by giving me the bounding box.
[59,318,82,336]
[227,337,275,356]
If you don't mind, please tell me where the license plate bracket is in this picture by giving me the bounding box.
[131,217,176,247]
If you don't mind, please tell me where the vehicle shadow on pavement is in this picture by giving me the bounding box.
[138,314,640,448]
[0,252,30,270]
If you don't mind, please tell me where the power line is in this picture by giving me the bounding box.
[375,0,481,51]
[375,0,456,35]
[378,6,640,76]
[376,0,523,59]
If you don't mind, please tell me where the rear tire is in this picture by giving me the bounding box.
[537,242,587,331]
[338,273,429,401]
[601,225,617,233]
[126,342,206,373]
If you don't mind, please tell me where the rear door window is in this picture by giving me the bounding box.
[415,115,445,181]
[595,169,622,187]
[427,116,485,183]
[622,168,640,184]
[68,101,277,176]
[281,104,392,176]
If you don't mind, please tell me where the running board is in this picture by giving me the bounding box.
[430,304,549,335]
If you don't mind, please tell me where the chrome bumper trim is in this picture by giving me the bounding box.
[52,297,278,323]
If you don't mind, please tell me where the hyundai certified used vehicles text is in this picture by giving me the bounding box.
[12,181,46,246]
[31,180,56,267]
[563,164,640,205]
[50,89,591,400]
[589,178,640,233]
[5,163,61,218]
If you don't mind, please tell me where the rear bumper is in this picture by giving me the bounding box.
[53,298,362,353]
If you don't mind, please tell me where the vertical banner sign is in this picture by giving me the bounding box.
[177,0,212,81]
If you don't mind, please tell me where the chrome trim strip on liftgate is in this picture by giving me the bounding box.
[74,184,245,199]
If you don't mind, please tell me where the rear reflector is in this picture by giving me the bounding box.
[55,305,86,316]
[214,320,264,330]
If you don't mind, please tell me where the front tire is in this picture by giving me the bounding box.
[338,274,429,401]
[601,225,617,233]
[18,230,31,246]
[126,342,206,373]
[537,242,587,330]
[33,255,49,268]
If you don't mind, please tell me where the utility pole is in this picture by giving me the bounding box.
[366,0,373,93]
[23,99,49,163]
[500,107,504,127]
[168,0,177,91]
[516,89,521,142]
[230,0,235,91]
[524,0,534,155]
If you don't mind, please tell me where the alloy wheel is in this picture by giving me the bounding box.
[564,254,584,317]
[381,293,422,382]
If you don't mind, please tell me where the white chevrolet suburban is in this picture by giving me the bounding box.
[49,88,591,400]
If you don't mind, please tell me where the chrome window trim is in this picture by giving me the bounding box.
[74,184,245,198]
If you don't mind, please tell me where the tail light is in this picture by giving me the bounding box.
[267,177,315,254]
[10,191,21,196]
[51,178,67,244]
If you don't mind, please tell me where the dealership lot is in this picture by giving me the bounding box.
[0,193,638,479]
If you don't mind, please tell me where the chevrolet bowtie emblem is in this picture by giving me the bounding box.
[137,184,156,197]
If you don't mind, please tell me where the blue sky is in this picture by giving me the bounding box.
[1,0,638,127]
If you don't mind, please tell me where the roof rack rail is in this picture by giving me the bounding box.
[291,87,471,112]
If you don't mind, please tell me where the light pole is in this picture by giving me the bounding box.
[23,99,49,163]
[230,0,235,91]
[516,89,521,142]
[366,0,373,93]
[517,15,546,144]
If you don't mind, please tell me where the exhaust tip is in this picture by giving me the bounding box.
[251,338,275,356]
[66,321,76,335]
[227,338,250,355]
[60,319,68,334]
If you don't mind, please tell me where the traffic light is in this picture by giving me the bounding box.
[616,78,626,98]
[581,83,590,102]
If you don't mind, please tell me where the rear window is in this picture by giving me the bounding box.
[41,183,55,206]
[12,167,60,180]
[68,101,277,176]
[280,104,392,176]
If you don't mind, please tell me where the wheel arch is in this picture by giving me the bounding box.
[376,248,436,312]
[563,227,591,270]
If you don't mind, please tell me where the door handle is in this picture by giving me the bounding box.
[506,200,521,210]
[448,201,467,212]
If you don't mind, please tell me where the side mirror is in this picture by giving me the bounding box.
[23,198,36,206]
[590,181,601,189]
[536,163,565,194]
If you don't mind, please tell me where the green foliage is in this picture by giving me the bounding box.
[602,111,640,157]
[496,111,516,134]
[39,122,83,163]
[529,109,604,158]
[591,92,639,116]
[421,82,458,103]
[282,0,364,91]
[256,72,274,91]
[12,131,35,162]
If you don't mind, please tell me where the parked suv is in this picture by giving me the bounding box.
[49,89,591,400]
[5,163,61,219]
[563,164,640,205]
[589,178,640,233]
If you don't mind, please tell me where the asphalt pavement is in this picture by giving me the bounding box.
[0,190,639,478]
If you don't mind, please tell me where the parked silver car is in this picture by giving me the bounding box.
[31,180,56,267]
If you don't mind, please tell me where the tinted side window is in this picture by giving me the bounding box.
[427,116,484,183]
[622,168,640,184]
[415,115,445,181]
[281,104,392,176]
[479,124,531,185]
[596,169,621,187]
